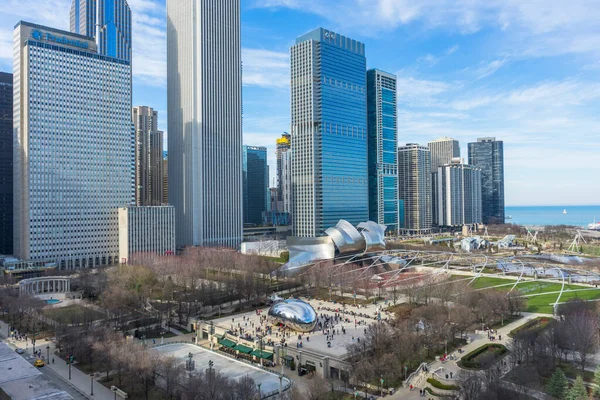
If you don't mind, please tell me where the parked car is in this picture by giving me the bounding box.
[15,348,25,354]
[34,359,45,367]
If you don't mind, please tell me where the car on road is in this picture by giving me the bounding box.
[15,348,25,354]
[34,359,45,367]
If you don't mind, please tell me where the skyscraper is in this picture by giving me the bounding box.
[243,146,268,226]
[280,150,292,215]
[428,137,460,225]
[276,133,291,211]
[367,69,398,232]
[167,0,243,248]
[0,73,12,255]
[14,22,132,267]
[291,28,368,237]
[428,137,460,171]
[132,106,164,206]
[162,152,168,205]
[434,160,482,227]
[398,144,432,234]
[468,138,505,225]
[70,0,132,62]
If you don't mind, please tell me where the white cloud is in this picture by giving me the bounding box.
[446,45,459,55]
[417,54,438,67]
[475,59,507,79]
[242,49,290,88]
[395,76,454,106]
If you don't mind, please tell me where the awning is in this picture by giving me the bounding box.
[219,338,236,348]
[234,344,253,354]
[251,350,274,360]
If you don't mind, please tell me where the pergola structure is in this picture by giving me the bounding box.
[280,250,600,310]
[19,276,71,296]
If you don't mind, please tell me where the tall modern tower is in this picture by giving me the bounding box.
[468,138,505,225]
[0,72,12,255]
[276,133,291,211]
[291,28,368,237]
[132,106,164,206]
[167,0,243,248]
[398,144,432,234]
[243,146,268,226]
[70,0,132,62]
[433,160,482,227]
[14,22,132,267]
[428,137,460,171]
[367,69,398,233]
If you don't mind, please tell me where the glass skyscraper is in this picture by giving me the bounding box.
[468,138,505,225]
[70,0,132,62]
[291,28,368,237]
[367,69,398,233]
[13,22,132,267]
[132,106,164,206]
[243,146,268,226]
[434,161,482,227]
[0,72,12,255]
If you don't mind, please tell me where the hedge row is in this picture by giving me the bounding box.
[426,378,459,391]
[509,317,553,337]
[459,344,508,369]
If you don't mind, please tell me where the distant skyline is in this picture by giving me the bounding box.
[1,0,599,206]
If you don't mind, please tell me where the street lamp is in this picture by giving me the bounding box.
[46,345,50,362]
[90,373,94,396]
[111,386,118,400]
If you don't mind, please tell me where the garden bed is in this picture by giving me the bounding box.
[509,316,554,337]
[427,378,459,391]
[458,343,508,369]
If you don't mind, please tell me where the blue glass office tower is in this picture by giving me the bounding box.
[468,138,505,225]
[367,69,398,233]
[290,28,368,237]
[70,0,132,62]
[0,73,12,255]
[243,146,268,226]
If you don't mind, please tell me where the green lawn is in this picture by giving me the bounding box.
[43,304,106,324]
[457,276,600,314]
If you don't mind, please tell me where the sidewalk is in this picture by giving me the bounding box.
[0,318,115,400]
[387,312,548,399]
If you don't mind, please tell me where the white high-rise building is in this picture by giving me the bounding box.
[13,22,132,268]
[167,0,243,248]
[433,159,482,227]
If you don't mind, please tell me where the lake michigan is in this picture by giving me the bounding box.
[505,205,600,227]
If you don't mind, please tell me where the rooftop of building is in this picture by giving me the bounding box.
[0,343,73,400]
[15,21,93,42]
[295,27,365,55]
[430,137,458,142]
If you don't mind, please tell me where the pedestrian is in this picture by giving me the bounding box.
[52,358,54,364]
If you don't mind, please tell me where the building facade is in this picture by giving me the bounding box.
[434,160,482,227]
[468,137,505,225]
[118,206,175,263]
[398,144,432,234]
[428,137,460,225]
[243,146,268,226]
[162,152,168,204]
[167,0,243,248]
[0,73,12,255]
[290,28,368,237]
[280,150,292,214]
[367,69,398,233]
[276,133,291,211]
[70,0,132,62]
[132,106,164,206]
[428,137,460,171]
[13,22,132,268]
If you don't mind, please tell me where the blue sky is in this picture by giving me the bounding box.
[1,0,599,206]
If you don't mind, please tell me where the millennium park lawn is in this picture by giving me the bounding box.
[454,276,600,314]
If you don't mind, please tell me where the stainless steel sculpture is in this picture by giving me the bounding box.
[325,220,365,254]
[268,299,317,332]
[358,221,387,253]
[277,220,388,277]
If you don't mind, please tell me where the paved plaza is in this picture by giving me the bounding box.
[152,343,291,397]
[212,297,392,358]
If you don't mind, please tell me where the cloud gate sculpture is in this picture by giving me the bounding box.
[277,220,387,276]
[268,299,317,332]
